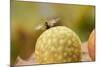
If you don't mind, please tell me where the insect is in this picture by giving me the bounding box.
[45,17,60,29]
[35,17,60,30]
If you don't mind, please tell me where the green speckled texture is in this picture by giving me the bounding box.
[35,26,81,64]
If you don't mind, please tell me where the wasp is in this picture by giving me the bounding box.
[35,17,60,30]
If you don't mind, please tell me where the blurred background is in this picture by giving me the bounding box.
[11,0,95,65]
